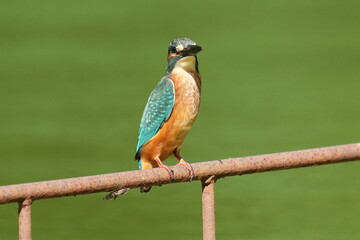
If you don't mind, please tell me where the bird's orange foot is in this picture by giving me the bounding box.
[176,158,195,181]
[154,157,174,182]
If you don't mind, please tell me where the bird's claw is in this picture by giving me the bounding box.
[169,169,175,183]
[163,168,175,183]
[154,156,174,183]
[176,159,195,182]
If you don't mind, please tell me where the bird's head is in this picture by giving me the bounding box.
[166,38,202,73]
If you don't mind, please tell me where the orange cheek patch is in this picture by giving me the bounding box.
[167,53,180,60]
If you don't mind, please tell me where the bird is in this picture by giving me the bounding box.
[135,37,203,192]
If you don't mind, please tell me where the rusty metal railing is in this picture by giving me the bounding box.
[1,143,360,240]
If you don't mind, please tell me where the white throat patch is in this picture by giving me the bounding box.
[174,56,197,72]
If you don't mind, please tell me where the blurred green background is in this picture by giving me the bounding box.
[1,0,360,239]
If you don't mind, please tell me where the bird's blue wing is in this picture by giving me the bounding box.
[135,77,175,159]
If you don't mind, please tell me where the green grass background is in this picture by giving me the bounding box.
[1,0,360,239]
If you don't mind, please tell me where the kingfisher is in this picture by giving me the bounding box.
[135,38,203,192]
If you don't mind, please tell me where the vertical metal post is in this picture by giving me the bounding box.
[201,177,216,240]
[18,198,32,240]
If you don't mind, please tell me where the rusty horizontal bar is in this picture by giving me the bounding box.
[0,143,360,204]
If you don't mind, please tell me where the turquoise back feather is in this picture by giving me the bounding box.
[135,76,175,168]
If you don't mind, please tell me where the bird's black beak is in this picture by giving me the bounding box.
[181,45,203,55]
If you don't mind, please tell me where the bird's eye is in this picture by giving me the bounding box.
[170,46,177,54]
